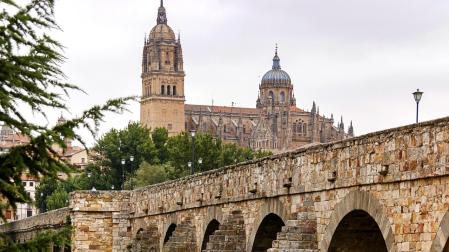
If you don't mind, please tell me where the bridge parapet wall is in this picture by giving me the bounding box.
[0,207,70,242]
[130,117,449,217]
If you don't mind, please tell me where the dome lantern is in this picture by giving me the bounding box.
[261,46,291,87]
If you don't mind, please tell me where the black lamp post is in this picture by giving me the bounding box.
[120,156,135,190]
[190,130,196,175]
[413,89,423,123]
[121,158,125,189]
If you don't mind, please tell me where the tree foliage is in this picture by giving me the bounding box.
[0,0,133,219]
[124,161,173,189]
[93,122,157,189]
[45,186,68,211]
[0,226,71,252]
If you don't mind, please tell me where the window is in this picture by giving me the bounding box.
[167,124,173,130]
[29,182,34,187]
[280,91,285,103]
[268,91,274,102]
[81,158,85,164]
[173,86,177,96]
[5,210,11,220]
[22,182,26,186]
[27,209,32,217]
[161,85,165,95]
[165,52,171,65]
[167,85,171,95]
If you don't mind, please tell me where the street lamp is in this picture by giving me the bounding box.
[121,158,125,190]
[129,155,135,189]
[198,158,203,171]
[190,130,196,175]
[413,89,424,123]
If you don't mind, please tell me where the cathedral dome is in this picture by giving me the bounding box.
[149,23,176,41]
[261,48,291,86]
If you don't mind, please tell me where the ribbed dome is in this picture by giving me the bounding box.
[149,24,176,41]
[261,49,291,86]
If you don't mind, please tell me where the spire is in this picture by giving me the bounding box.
[157,0,167,24]
[348,121,354,137]
[311,101,316,114]
[330,113,334,123]
[177,31,181,43]
[272,44,281,70]
[340,116,344,130]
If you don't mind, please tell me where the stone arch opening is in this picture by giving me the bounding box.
[430,211,449,252]
[328,210,387,252]
[321,190,396,252]
[163,223,176,244]
[251,213,285,252]
[201,219,220,251]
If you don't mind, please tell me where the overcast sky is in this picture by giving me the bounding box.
[49,0,449,145]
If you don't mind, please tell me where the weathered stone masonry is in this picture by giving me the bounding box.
[3,117,449,251]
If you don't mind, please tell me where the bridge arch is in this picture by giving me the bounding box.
[429,211,449,252]
[198,206,224,251]
[201,219,221,251]
[320,190,396,252]
[247,198,289,251]
[163,223,177,244]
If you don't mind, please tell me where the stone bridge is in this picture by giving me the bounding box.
[3,117,449,252]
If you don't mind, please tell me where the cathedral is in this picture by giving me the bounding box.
[140,1,354,152]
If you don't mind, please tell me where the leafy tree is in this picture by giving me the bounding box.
[0,226,71,252]
[124,161,173,189]
[72,163,114,191]
[35,177,59,213]
[0,0,132,221]
[45,186,69,211]
[254,149,273,159]
[219,143,253,167]
[94,122,158,189]
[152,127,169,163]
[166,132,222,178]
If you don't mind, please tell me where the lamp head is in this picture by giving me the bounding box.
[413,89,423,103]
[198,158,203,164]
[187,161,192,167]
[121,159,126,165]
[190,130,196,137]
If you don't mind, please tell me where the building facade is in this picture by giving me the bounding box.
[0,116,89,222]
[140,1,354,152]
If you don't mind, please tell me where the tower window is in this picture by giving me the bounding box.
[280,91,285,103]
[165,52,170,65]
[268,90,275,103]
[173,86,177,96]
[161,85,165,95]
[167,85,171,95]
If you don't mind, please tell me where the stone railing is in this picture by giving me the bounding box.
[0,207,70,241]
[127,116,449,217]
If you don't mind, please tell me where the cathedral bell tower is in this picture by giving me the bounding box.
[140,0,185,135]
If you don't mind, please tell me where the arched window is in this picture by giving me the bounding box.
[165,52,170,65]
[268,91,275,103]
[280,91,285,103]
[173,86,177,96]
[167,85,171,95]
[303,123,307,135]
[292,123,297,133]
[161,85,165,95]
